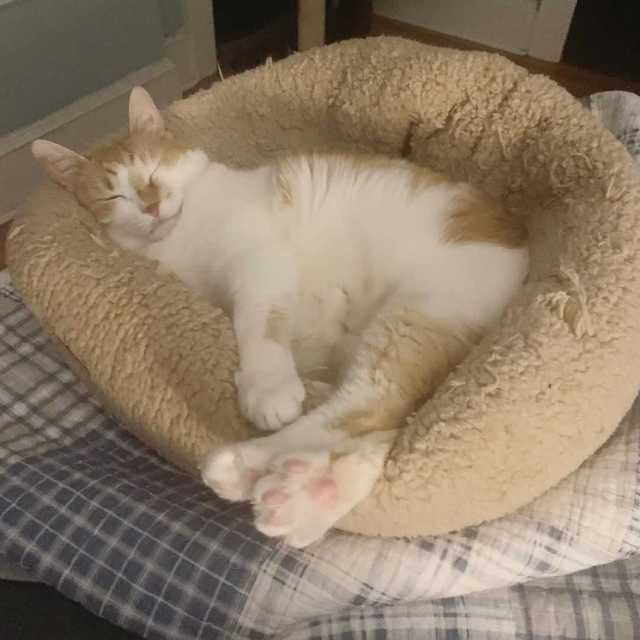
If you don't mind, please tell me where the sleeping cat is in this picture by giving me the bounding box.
[32,87,529,547]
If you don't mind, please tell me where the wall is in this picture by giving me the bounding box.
[0,0,166,136]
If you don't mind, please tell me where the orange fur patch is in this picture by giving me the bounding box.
[408,165,448,193]
[335,311,479,436]
[135,182,161,208]
[443,191,527,248]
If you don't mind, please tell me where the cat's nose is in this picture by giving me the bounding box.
[144,202,160,217]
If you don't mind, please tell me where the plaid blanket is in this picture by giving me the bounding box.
[285,555,640,639]
[1,91,640,639]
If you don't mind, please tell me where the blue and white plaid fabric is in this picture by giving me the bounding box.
[1,91,640,639]
[583,91,640,159]
[283,555,640,639]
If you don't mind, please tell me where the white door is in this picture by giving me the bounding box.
[374,0,577,62]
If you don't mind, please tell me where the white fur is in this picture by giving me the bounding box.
[105,151,528,547]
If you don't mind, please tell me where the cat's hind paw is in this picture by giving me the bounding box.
[252,448,381,548]
[201,443,268,502]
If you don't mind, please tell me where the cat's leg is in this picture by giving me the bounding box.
[247,297,477,546]
[231,256,305,431]
[201,411,345,501]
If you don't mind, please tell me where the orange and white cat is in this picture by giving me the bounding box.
[32,87,528,547]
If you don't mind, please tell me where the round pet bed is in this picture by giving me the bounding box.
[8,37,640,538]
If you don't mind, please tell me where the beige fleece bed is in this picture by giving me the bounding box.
[7,37,640,538]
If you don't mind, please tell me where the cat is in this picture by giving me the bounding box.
[32,87,529,547]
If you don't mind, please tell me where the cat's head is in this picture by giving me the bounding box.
[31,87,208,242]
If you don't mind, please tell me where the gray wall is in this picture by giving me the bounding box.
[158,0,184,37]
[0,0,170,136]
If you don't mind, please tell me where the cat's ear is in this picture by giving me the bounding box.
[129,86,164,134]
[31,140,88,191]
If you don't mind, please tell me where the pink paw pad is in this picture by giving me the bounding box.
[283,459,309,474]
[261,488,289,506]
[306,476,338,505]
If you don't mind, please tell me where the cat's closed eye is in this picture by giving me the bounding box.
[95,195,125,203]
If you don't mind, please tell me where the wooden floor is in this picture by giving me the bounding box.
[371,15,640,98]
[2,17,638,271]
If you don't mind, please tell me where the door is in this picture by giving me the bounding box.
[374,0,577,61]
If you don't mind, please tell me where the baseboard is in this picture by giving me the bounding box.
[0,58,181,223]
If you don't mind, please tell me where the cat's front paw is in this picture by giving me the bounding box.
[236,370,306,431]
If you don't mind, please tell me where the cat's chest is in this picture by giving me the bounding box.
[144,231,216,299]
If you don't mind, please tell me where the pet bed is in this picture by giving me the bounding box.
[7,37,640,537]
